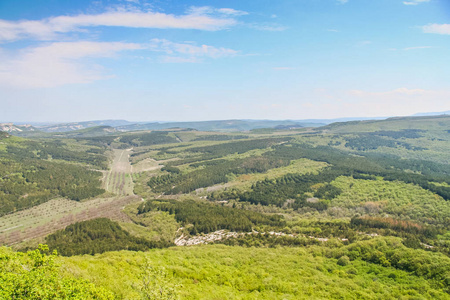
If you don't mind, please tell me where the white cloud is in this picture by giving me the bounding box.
[403,46,432,50]
[0,39,238,88]
[216,8,248,16]
[422,24,450,35]
[273,67,295,70]
[0,7,241,42]
[186,6,248,16]
[403,0,430,5]
[0,42,141,88]
[149,39,238,61]
[160,56,200,63]
[248,23,288,31]
[0,19,58,41]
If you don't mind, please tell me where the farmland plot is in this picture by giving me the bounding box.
[103,149,134,195]
[1,149,143,247]
[0,196,139,247]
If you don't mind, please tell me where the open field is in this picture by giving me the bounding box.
[131,158,162,173]
[103,149,134,195]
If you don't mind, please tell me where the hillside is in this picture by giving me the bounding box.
[1,115,450,298]
[0,134,107,216]
[48,126,118,138]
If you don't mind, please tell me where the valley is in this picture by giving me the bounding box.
[1,115,450,299]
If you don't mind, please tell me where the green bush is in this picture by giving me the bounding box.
[0,245,114,299]
[337,255,350,266]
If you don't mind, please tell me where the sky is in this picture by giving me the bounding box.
[0,0,449,122]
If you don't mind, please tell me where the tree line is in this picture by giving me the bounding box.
[137,199,285,235]
[148,155,289,194]
[45,218,172,256]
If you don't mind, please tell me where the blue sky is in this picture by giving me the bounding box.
[0,0,449,122]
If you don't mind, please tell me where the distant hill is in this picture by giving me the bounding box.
[317,115,450,133]
[45,126,118,138]
[4,125,118,138]
[117,120,324,132]
[5,113,449,134]
[300,112,447,124]
[38,120,133,132]
[412,111,450,117]
[294,117,388,125]
[0,123,39,134]
[3,119,322,135]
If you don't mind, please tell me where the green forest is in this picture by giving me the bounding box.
[0,137,106,216]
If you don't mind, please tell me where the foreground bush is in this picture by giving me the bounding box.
[0,245,114,299]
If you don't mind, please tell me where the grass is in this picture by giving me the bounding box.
[131,158,161,173]
[120,204,178,242]
[170,131,198,142]
[130,149,160,164]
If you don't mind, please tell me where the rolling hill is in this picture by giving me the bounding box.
[1,114,450,299]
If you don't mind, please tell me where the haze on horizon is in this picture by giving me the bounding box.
[1,0,449,123]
